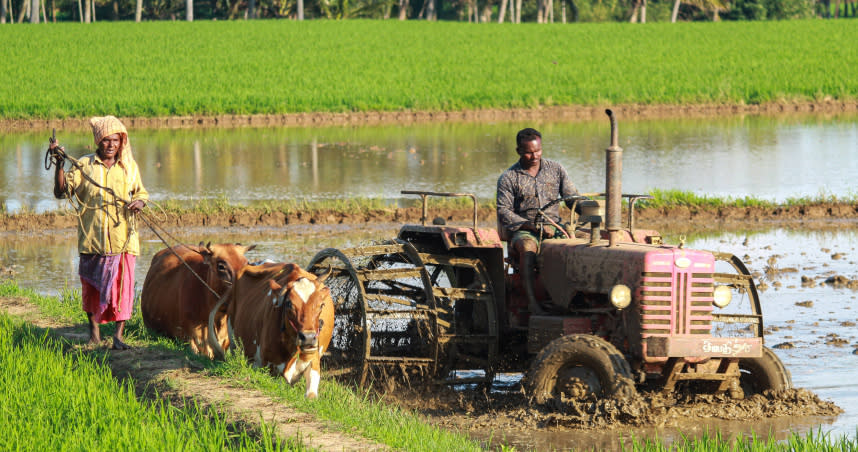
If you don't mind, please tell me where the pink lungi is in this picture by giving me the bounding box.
[80,253,136,324]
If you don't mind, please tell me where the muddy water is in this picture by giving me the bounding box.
[2,113,858,213]
[0,224,398,295]
[686,229,858,438]
[1,225,856,449]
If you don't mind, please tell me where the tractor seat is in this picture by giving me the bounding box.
[497,220,520,270]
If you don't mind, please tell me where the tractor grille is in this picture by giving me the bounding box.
[640,271,714,336]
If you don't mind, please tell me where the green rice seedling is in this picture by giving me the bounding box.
[1,21,856,119]
[0,313,301,451]
[621,427,858,451]
[639,189,777,209]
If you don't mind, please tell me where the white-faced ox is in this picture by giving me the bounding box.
[208,262,334,399]
[141,242,255,359]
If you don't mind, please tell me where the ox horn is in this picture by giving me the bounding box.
[207,287,234,361]
[317,265,333,284]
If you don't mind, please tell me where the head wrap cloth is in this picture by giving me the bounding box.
[89,115,135,165]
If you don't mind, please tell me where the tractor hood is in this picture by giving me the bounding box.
[540,238,715,311]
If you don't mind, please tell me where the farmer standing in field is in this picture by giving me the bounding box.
[497,127,579,315]
[50,116,148,350]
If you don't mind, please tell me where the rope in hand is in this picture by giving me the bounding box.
[45,139,221,298]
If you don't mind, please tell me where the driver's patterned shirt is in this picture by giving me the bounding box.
[496,158,578,234]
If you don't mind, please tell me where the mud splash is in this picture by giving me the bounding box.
[378,383,842,449]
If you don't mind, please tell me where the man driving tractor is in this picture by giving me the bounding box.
[496,127,579,315]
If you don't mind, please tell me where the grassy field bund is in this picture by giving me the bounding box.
[4,190,856,233]
[1,20,857,120]
[2,281,857,451]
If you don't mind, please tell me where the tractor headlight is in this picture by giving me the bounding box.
[713,285,732,308]
[610,284,632,310]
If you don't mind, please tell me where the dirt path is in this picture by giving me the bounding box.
[0,297,387,452]
[2,101,857,133]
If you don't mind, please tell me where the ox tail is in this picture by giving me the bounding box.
[207,287,234,360]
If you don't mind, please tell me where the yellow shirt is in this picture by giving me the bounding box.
[64,154,149,256]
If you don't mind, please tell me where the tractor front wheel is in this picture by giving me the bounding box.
[737,346,793,397]
[525,334,636,405]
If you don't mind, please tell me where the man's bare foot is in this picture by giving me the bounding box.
[112,336,131,350]
[88,336,101,345]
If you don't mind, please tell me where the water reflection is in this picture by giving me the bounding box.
[2,113,857,213]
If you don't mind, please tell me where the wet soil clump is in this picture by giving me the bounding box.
[383,383,843,432]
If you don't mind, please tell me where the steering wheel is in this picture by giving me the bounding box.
[527,195,591,240]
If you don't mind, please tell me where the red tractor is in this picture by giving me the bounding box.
[308,110,791,405]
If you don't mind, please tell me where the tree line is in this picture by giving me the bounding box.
[2,0,854,25]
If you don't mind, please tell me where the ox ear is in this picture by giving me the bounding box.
[268,279,287,307]
[237,243,257,255]
[200,243,214,264]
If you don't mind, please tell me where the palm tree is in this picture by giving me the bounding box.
[672,0,727,21]
[630,0,646,22]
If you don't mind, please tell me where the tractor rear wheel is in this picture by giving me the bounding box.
[307,241,440,387]
[738,346,792,397]
[525,334,636,405]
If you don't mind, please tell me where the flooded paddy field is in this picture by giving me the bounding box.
[3,113,858,214]
[1,223,856,450]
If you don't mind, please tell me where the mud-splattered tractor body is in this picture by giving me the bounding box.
[308,110,791,403]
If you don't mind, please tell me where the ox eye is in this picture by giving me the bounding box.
[217,261,228,272]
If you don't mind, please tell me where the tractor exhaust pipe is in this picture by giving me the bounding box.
[605,109,622,247]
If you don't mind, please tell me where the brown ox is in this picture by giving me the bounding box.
[208,262,334,399]
[141,243,255,358]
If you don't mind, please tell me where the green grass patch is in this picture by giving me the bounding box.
[1,20,856,120]
[624,428,858,451]
[0,311,298,451]
[637,189,858,210]
[639,189,776,209]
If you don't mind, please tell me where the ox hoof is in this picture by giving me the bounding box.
[305,392,318,400]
